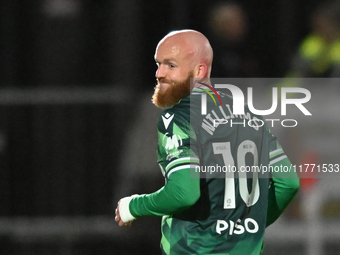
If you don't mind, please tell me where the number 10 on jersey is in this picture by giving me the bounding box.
[212,141,260,209]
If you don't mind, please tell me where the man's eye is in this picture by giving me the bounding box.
[169,64,176,68]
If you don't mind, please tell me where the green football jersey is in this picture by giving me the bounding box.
[156,88,289,255]
[129,87,299,255]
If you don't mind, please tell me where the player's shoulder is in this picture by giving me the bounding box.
[157,102,190,133]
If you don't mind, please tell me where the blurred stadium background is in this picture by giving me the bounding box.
[1,0,340,254]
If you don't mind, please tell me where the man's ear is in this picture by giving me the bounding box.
[194,63,208,78]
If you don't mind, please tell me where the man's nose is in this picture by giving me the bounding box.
[156,65,165,78]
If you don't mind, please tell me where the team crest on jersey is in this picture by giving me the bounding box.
[161,113,174,130]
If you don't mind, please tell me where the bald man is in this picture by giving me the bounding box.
[152,30,213,108]
[115,30,299,255]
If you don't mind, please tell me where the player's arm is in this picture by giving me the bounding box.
[118,167,200,223]
[266,145,300,227]
[117,111,200,223]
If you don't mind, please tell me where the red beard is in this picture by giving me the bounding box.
[152,73,192,108]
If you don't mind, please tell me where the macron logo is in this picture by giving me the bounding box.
[162,113,174,130]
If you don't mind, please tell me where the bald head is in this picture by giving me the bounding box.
[155,30,213,78]
[153,30,213,107]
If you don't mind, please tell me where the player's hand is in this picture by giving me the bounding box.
[115,201,133,227]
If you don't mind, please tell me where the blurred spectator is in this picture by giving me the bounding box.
[288,1,340,77]
[208,2,260,78]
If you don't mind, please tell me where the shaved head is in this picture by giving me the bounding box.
[155,30,213,77]
[152,29,213,108]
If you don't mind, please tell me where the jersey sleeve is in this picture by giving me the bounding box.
[128,110,201,218]
[266,138,300,227]
[129,168,200,217]
[156,110,200,179]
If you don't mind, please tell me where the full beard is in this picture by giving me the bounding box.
[152,72,193,108]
